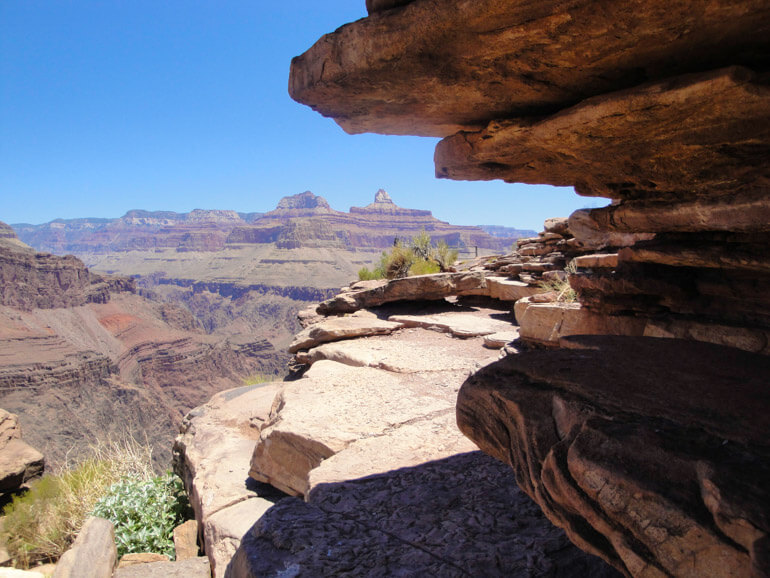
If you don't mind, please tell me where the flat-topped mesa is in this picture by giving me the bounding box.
[270,191,336,216]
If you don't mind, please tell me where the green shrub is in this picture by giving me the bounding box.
[408,259,441,276]
[242,372,275,386]
[356,232,458,281]
[1,437,155,568]
[92,473,191,559]
[357,266,381,281]
[433,240,458,272]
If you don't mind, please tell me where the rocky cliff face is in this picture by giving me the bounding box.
[291,2,770,576]
[226,190,510,252]
[0,223,132,310]
[0,233,285,470]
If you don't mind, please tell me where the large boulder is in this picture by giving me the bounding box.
[0,409,44,494]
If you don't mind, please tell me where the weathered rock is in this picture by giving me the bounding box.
[112,557,211,578]
[52,517,116,578]
[483,330,520,349]
[231,452,620,577]
[172,383,283,576]
[514,298,647,347]
[290,1,770,137]
[457,336,770,576]
[288,316,403,353]
[172,520,199,561]
[117,553,169,568]
[0,409,44,494]
[202,497,274,578]
[573,253,619,270]
[316,271,487,314]
[388,309,514,338]
[436,68,770,198]
[249,360,459,496]
[298,327,498,373]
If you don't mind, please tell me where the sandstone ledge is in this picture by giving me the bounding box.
[290,0,770,137]
[457,336,770,576]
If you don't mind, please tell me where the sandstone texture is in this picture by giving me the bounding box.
[292,3,770,575]
[457,336,770,576]
[112,557,211,578]
[52,517,116,578]
[231,452,619,578]
[172,383,285,577]
[0,409,44,494]
[224,293,617,576]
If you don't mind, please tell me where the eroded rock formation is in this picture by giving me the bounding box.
[291,1,770,576]
[177,287,619,576]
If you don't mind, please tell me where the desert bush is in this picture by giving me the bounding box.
[433,240,459,272]
[538,260,578,302]
[408,259,441,276]
[92,473,191,559]
[1,436,155,568]
[357,232,458,281]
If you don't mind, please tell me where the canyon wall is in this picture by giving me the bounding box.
[0,228,282,470]
[290,1,770,576]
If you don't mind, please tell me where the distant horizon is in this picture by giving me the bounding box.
[6,187,574,232]
[1,2,608,231]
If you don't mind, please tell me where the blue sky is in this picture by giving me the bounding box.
[0,1,607,230]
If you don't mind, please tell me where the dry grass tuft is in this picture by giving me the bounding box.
[1,434,154,568]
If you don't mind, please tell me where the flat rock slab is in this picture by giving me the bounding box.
[113,557,211,578]
[300,328,499,373]
[308,410,477,491]
[230,452,620,577]
[457,336,770,576]
[436,67,770,199]
[316,272,486,314]
[389,310,514,338]
[249,360,464,497]
[288,316,403,353]
[172,382,284,577]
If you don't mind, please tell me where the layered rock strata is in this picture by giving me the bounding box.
[457,335,770,576]
[0,223,133,310]
[291,1,770,576]
[0,234,281,469]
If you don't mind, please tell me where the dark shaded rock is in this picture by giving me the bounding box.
[228,452,620,577]
[436,67,770,199]
[457,336,770,576]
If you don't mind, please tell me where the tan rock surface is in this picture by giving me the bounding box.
[0,409,44,494]
[514,298,647,347]
[112,557,211,578]
[389,308,514,338]
[290,0,769,137]
[436,68,770,198]
[172,520,199,561]
[172,382,283,577]
[316,271,486,314]
[288,316,403,353]
[52,517,116,578]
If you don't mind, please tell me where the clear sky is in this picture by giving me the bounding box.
[0,1,607,231]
